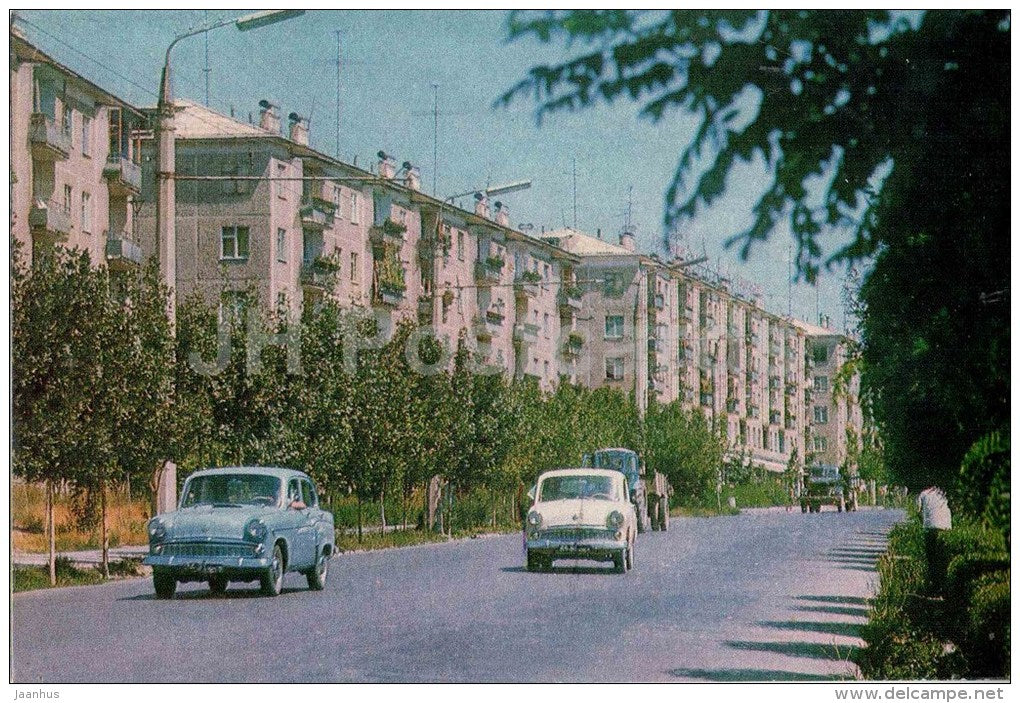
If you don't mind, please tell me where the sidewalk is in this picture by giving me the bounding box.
[12,545,148,568]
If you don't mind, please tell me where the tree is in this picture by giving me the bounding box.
[12,246,117,584]
[501,10,1009,490]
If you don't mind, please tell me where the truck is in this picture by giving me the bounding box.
[800,463,858,513]
[582,448,671,533]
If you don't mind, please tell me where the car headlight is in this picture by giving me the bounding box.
[607,511,625,528]
[527,510,542,527]
[148,518,167,544]
[244,518,268,542]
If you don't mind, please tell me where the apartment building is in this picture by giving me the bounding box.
[10,32,144,269]
[131,97,576,390]
[797,318,863,471]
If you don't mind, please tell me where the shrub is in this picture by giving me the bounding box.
[964,572,1010,677]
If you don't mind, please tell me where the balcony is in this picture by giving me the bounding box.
[650,292,665,311]
[300,258,337,290]
[515,272,542,300]
[29,113,71,161]
[105,234,143,271]
[376,282,406,307]
[103,155,142,196]
[648,337,664,354]
[514,322,540,345]
[558,286,583,315]
[300,194,336,230]
[474,258,503,286]
[485,309,505,328]
[370,217,407,246]
[417,297,434,325]
[563,332,584,359]
[29,201,71,240]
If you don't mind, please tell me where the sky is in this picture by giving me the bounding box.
[15,9,857,329]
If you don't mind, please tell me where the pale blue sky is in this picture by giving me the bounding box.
[15,9,855,328]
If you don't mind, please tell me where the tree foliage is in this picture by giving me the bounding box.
[501,10,1009,491]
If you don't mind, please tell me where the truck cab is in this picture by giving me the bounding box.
[582,448,669,533]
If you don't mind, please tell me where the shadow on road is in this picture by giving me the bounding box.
[118,586,306,601]
[794,594,871,606]
[669,667,840,682]
[794,604,871,618]
[758,619,863,638]
[499,565,618,576]
[724,639,859,662]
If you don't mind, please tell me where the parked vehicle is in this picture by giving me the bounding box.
[142,467,335,598]
[582,448,671,532]
[525,468,637,573]
[800,464,854,513]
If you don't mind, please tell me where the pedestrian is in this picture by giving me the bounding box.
[917,486,952,595]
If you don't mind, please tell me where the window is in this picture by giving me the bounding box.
[333,185,343,215]
[457,231,465,260]
[543,263,550,280]
[813,436,828,452]
[61,104,72,138]
[606,357,625,381]
[605,314,624,340]
[286,479,302,505]
[220,226,250,260]
[276,228,287,263]
[543,312,550,337]
[62,184,72,214]
[350,192,360,224]
[276,292,287,312]
[80,192,92,234]
[302,479,318,507]
[276,163,287,200]
[814,376,829,392]
[814,406,829,424]
[543,360,550,378]
[349,252,358,283]
[81,114,91,157]
[812,344,829,364]
[219,291,249,326]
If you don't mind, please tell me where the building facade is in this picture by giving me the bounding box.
[10,32,144,270]
[10,28,863,477]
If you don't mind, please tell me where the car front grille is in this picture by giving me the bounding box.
[540,527,614,541]
[160,542,256,558]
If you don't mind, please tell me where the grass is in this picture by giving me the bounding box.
[11,555,144,593]
[12,482,150,553]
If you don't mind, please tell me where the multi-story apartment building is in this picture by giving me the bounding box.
[11,27,862,477]
[132,96,577,390]
[797,318,863,471]
[10,32,145,270]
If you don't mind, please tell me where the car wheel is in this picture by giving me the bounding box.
[260,544,284,596]
[613,549,626,574]
[153,569,176,599]
[208,575,228,595]
[306,548,328,591]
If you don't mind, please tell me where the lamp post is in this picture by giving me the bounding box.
[155,10,304,324]
[152,10,302,514]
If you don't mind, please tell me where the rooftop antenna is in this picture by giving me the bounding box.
[787,243,793,317]
[431,84,439,197]
[624,185,634,233]
[334,29,341,159]
[572,157,578,229]
[202,11,211,106]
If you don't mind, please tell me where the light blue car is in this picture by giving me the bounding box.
[142,467,335,598]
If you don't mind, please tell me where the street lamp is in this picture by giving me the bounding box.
[152,10,302,515]
[444,179,532,204]
[155,10,304,324]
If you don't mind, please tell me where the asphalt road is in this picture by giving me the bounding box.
[11,507,903,683]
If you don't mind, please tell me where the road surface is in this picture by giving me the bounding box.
[12,508,902,682]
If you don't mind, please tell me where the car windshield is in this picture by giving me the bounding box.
[181,474,281,508]
[539,475,617,502]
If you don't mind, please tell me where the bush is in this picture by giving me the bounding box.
[964,572,1010,677]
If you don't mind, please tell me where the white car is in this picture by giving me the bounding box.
[525,468,637,573]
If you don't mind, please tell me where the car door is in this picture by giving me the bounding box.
[300,478,328,560]
[282,478,314,571]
